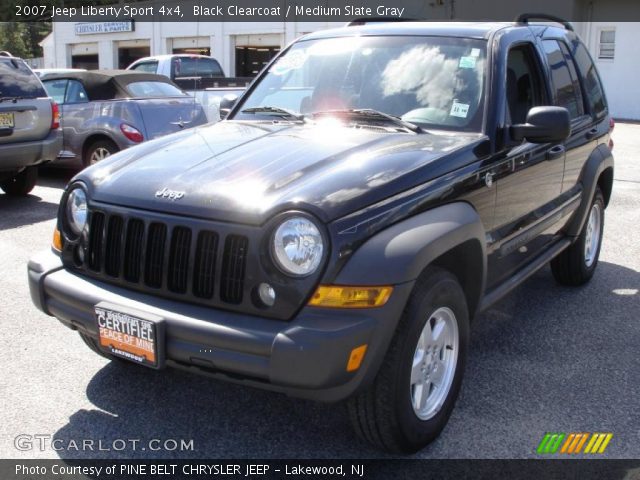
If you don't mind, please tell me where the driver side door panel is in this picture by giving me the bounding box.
[487,41,566,288]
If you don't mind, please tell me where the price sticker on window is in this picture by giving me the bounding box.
[450,101,470,118]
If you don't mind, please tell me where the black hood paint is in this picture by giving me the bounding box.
[77,120,482,225]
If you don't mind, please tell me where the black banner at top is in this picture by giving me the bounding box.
[5,0,640,22]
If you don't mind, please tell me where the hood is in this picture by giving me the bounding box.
[78,121,484,225]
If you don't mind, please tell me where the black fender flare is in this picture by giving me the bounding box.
[566,143,614,237]
[335,202,487,316]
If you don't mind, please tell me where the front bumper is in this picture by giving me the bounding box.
[28,249,413,402]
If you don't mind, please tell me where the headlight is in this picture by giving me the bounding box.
[65,188,88,236]
[272,216,324,276]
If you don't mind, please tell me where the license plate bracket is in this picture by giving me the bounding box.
[94,302,165,369]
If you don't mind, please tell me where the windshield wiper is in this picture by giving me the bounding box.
[311,108,423,134]
[241,106,304,121]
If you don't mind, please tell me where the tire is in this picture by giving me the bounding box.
[551,187,605,286]
[348,267,470,453]
[0,167,38,196]
[83,140,118,167]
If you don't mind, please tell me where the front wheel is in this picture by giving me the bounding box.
[551,187,605,286]
[348,267,469,453]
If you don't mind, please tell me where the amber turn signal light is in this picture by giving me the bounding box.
[52,228,62,252]
[308,285,393,308]
[346,344,368,372]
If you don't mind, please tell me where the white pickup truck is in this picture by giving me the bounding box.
[127,54,250,121]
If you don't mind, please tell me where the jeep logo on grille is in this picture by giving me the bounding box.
[155,188,185,201]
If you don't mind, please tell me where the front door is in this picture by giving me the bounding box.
[488,42,566,287]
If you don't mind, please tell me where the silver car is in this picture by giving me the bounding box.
[0,53,62,196]
[41,70,208,168]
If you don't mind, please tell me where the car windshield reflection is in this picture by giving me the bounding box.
[235,35,487,132]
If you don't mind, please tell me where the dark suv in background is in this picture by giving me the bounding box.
[0,52,61,196]
[29,16,614,453]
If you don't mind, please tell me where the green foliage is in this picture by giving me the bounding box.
[0,23,29,58]
[0,22,51,59]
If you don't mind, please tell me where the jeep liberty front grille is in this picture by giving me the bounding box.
[85,211,248,305]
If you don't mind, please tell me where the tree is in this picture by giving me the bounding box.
[0,22,52,59]
[0,23,30,58]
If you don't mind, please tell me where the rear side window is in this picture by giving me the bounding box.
[65,80,89,103]
[171,57,224,79]
[542,40,584,118]
[130,61,158,73]
[572,42,607,117]
[43,79,67,103]
[0,59,47,98]
[126,81,187,98]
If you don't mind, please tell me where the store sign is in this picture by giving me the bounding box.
[75,21,134,35]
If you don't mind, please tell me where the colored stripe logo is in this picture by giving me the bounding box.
[537,433,612,454]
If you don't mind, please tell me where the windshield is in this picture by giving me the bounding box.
[235,36,487,131]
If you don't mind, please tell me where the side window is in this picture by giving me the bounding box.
[542,40,584,119]
[43,79,67,104]
[506,44,545,125]
[130,61,158,73]
[558,42,585,114]
[572,42,607,117]
[64,80,89,103]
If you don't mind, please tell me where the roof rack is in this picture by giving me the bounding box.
[347,17,417,27]
[515,13,574,31]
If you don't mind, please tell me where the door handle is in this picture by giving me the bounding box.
[484,171,495,188]
[546,145,565,160]
[585,128,598,140]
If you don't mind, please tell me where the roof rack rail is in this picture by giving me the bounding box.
[0,51,14,57]
[347,17,417,27]
[515,13,574,31]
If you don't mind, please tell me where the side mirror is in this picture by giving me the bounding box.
[510,106,570,144]
[218,94,238,120]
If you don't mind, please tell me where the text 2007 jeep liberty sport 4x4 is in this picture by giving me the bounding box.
[29,16,614,453]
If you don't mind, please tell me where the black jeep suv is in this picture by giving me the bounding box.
[29,17,614,453]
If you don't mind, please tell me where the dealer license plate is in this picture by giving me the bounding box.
[94,302,163,368]
[0,112,14,128]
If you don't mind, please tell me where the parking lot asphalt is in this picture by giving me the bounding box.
[0,123,638,460]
